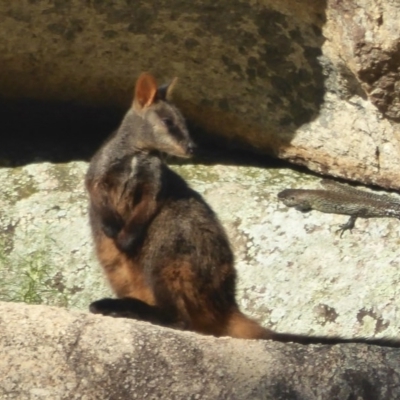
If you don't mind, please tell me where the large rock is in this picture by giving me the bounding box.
[1,161,400,340]
[1,1,400,188]
[326,0,400,122]
[1,301,400,400]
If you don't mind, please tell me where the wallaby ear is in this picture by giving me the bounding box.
[133,73,158,109]
[157,77,178,101]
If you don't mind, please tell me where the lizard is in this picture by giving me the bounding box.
[277,179,400,237]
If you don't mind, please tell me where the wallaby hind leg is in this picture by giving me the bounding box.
[150,260,229,336]
[149,260,271,338]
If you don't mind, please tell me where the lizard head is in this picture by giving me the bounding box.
[277,189,312,212]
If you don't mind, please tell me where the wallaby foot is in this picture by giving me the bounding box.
[89,297,186,330]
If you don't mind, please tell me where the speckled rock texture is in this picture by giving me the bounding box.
[1,1,400,188]
[1,161,400,341]
[1,301,400,400]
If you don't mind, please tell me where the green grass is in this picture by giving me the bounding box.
[0,239,72,307]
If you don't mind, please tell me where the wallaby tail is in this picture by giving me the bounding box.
[270,332,400,347]
[226,312,400,347]
[225,310,275,340]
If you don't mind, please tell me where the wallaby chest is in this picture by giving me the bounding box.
[100,154,162,218]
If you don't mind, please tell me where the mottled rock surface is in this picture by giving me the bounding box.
[327,0,400,122]
[1,301,400,400]
[1,1,400,188]
[1,161,399,341]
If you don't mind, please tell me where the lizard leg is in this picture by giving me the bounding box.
[337,208,368,238]
[295,205,312,212]
[337,215,358,238]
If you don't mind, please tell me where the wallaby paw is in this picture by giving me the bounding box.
[115,226,145,253]
[115,234,136,252]
[89,298,120,316]
[101,220,123,239]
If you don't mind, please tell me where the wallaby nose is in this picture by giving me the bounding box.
[187,142,197,155]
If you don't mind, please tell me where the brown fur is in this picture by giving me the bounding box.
[85,72,270,340]
[85,73,400,348]
[96,234,155,304]
[223,311,274,339]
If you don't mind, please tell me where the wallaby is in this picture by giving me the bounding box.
[86,72,269,339]
[86,72,399,347]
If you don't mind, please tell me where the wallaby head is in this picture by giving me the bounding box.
[121,72,195,158]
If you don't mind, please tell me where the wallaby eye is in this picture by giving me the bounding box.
[162,118,174,128]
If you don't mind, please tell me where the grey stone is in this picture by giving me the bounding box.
[1,301,400,399]
[1,1,400,188]
[1,161,399,340]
